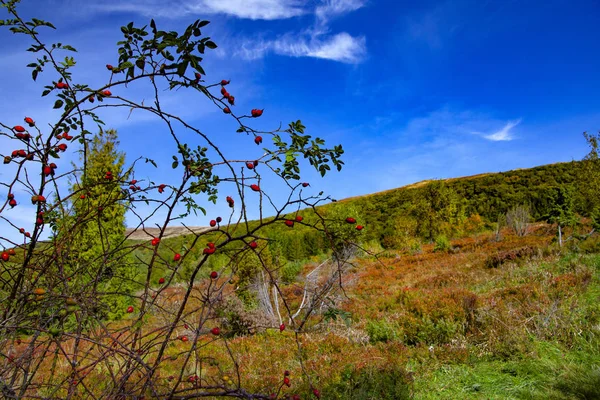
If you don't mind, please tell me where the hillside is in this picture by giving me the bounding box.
[126,161,587,245]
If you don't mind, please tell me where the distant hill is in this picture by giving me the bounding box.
[126,161,589,245]
[125,226,209,240]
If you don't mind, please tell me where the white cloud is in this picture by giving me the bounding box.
[480,119,521,141]
[191,0,306,20]
[316,0,366,23]
[90,0,306,20]
[241,32,366,63]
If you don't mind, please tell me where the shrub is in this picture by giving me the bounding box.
[0,5,352,398]
[366,320,400,343]
[484,246,537,268]
[322,364,412,400]
[434,234,451,252]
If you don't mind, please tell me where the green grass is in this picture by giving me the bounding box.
[414,338,600,399]
[411,252,600,399]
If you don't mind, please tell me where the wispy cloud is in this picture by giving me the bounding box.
[89,0,306,20]
[235,0,367,63]
[239,32,366,64]
[316,0,366,23]
[480,119,521,141]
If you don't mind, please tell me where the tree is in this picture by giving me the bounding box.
[413,180,464,241]
[70,129,128,267]
[578,131,600,213]
[543,186,577,247]
[506,204,530,237]
[0,2,351,398]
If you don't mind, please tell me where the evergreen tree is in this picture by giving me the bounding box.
[70,129,133,319]
[543,186,577,247]
[71,129,128,263]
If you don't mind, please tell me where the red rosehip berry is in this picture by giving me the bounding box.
[57,143,67,152]
[102,90,112,96]
[1,252,9,262]
[9,199,17,208]
[209,219,217,227]
[356,225,364,231]
[158,184,166,193]
[227,95,235,105]
[249,241,258,249]
[223,107,231,114]
[285,220,294,227]
[106,64,113,70]
[221,79,230,86]
[151,238,160,246]
[313,388,321,398]
[280,323,285,332]
[203,247,216,255]
[211,327,220,336]
[43,166,53,176]
[220,87,228,96]
[173,253,181,261]
[24,117,34,126]
[159,277,166,284]
[302,182,310,187]
[13,125,25,133]
[284,370,290,377]
[210,271,218,279]
[345,217,356,224]
[250,184,260,192]
[284,376,291,387]
[126,306,134,313]
[254,136,263,145]
[295,215,303,222]
[251,109,263,118]
[246,162,255,169]
[207,242,215,249]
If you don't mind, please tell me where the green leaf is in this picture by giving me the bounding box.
[135,58,145,70]
[172,161,179,169]
[119,61,134,69]
[53,99,63,109]
[205,41,217,49]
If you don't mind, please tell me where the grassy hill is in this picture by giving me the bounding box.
[6,160,599,398]
[119,160,600,398]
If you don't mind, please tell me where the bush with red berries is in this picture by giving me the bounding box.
[0,4,360,399]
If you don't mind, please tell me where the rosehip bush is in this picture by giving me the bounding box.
[0,1,356,399]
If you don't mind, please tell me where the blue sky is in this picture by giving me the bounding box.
[1,0,599,241]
